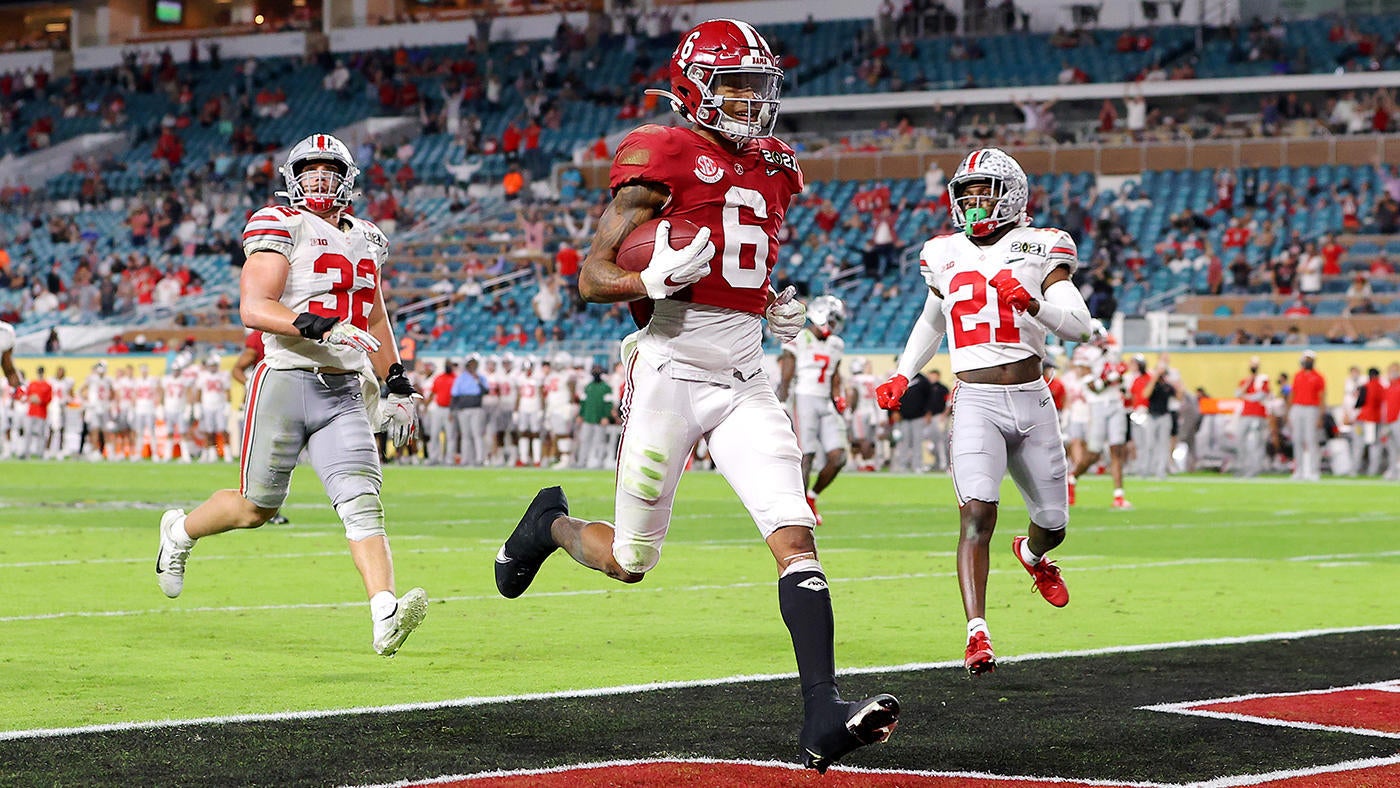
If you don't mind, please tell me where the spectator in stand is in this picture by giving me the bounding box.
[107,334,130,354]
[1282,294,1311,317]
[1370,253,1395,277]
[503,164,525,202]
[1297,241,1324,295]
[1320,233,1346,275]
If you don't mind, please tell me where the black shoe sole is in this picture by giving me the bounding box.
[494,486,568,599]
[801,693,900,773]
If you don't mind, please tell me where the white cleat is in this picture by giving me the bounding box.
[372,587,429,657]
[155,509,192,598]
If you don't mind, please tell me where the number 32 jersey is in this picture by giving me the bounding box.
[242,205,389,373]
[918,226,1078,374]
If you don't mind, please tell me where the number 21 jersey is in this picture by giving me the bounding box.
[918,226,1078,374]
[242,205,389,373]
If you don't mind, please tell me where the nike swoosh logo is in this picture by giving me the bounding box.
[1039,397,1051,407]
[155,545,166,573]
[663,275,693,288]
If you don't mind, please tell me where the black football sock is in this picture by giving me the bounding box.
[779,570,840,709]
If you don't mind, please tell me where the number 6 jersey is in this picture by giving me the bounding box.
[917,226,1078,374]
[609,124,802,375]
[242,205,389,373]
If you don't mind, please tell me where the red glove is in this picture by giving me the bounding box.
[990,270,1033,313]
[875,374,908,410]
[834,395,848,414]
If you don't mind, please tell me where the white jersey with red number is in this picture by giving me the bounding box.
[83,374,112,408]
[918,226,1078,374]
[785,328,845,399]
[133,375,159,414]
[543,370,573,411]
[851,372,880,417]
[492,368,516,410]
[515,370,543,414]
[242,205,389,373]
[114,376,135,416]
[199,369,231,409]
[161,374,186,411]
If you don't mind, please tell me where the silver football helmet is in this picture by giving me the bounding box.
[807,295,846,337]
[277,133,360,213]
[948,147,1029,238]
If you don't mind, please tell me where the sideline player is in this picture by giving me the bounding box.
[777,295,849,525]
[154,133,426,656]
[876,147,1091,676]
[490,19,898,772]
[845,357,884,471]
[1068,324,1132,509]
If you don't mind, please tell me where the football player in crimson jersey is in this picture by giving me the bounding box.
[492,18,898,773]
[875,147,1094,677]
[154,133,426,657]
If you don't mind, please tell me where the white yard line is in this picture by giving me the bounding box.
[1,624,1396,742]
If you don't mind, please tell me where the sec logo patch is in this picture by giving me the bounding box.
[693,155,722,184]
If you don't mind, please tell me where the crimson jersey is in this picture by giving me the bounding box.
[245,331,266,365]
[609,125,803,324]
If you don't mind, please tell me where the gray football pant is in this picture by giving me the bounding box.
[1144,413,1172,478]
[892,417,927,472]
[24,415,47,458]
[455,407,487,466]
[1288,405,1321,479]
[576,421,608,468]
[1236,417,1266,477]
[240,368,380,509]
[425,404,457,463]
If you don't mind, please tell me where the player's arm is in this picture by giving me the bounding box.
[1,349,17,389]
[230,346,258,386]
[777,348,795,401]
[1024,265,1093,342]
[239,251,302,337]
[364,284,403,381]
[894,288,947,380]
[578,183,668,303]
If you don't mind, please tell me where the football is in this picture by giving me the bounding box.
[614,218,704,272]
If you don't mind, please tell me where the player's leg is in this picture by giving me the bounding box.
[496,361,691,595]
[709,378,897,772]
[810,409,848,497]
[306,373,426,655]
[947,383,1010,675]
[157,367,299,598]
[1006,387,1070,608]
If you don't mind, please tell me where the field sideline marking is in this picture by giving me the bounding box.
[1139,680,1400,740]
[1,554,1392,623]
[1,624,1396,742]
[350,753,1400,788]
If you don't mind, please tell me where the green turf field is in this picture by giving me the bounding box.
[0,460,1395,735]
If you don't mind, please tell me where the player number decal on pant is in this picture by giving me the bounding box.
[720,185,770,290]
[948,269,1021,346]
[307,253,376,330]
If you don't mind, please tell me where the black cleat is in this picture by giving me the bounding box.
[494,486,568,599]
[800,693,900,774]
[269,513,290,525]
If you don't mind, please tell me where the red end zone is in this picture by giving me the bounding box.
[403,758,1400,788]
[1187,687,1400,735]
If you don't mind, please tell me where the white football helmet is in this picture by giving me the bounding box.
[277,133,360,213]
[948,147,1029,238]
[807,295,846,338]
[0,320,14,353]
[850,356,868,374]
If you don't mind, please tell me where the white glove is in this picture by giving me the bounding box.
[322,322,381,354]
[765,286,806,343]
[379,393,419,447]
[638,220,715,300]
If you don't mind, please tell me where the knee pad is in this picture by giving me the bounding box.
[1032,504,1068,532]
[336,493,386,542]
[613,540,660,575]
